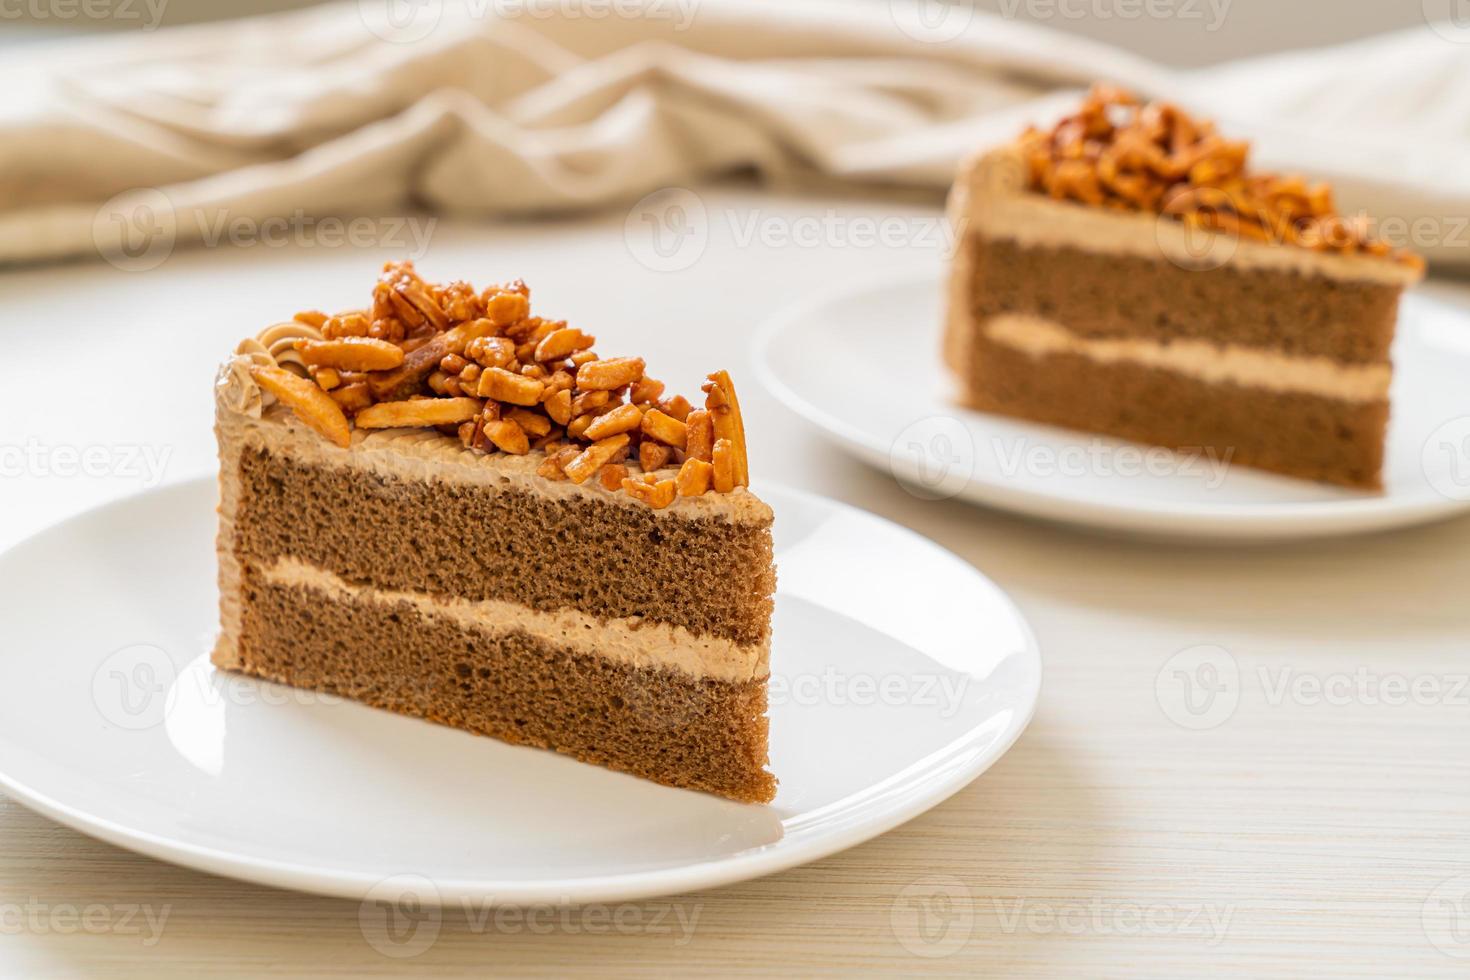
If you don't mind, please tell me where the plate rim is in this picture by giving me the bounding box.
[752,274,1470,541]
[0,476,1041,906]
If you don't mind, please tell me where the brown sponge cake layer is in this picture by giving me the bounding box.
[968,234,1400,364]
[231,566,776,803]
[963,336,1389,489]
[233,444,774,645]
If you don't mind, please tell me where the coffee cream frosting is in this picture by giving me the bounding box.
[215,357,772,525]
[958,147,1422,288]
[262,557,768,682]
[984,314,1391,402]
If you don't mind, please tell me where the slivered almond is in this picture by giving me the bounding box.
[675,457,713,496]
[711,438,736,493]
[685,409,713,462]
[640,409,687,450]
[295,337,405,371]
[582,403,642,441]
[250,364,351,448]
[563,433,630,484]
[355,397,481,429]
[621,476,676,509]
[477,367,544,406]
[639,441,672,473]
[483,419,530,454]
[576,356,644,391]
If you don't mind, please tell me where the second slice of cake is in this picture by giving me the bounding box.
[945,86,1424,490]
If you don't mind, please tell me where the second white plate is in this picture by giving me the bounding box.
[755,276,1470,542]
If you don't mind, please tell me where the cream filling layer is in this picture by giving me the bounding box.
[260,557,769,683]
[984,314,1391,402]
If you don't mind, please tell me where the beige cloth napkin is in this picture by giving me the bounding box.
[3,0,1466,266]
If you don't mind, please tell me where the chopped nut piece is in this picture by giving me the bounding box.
[465,336,516,369]
[630,377,665,405]
[506,407,551,437]
[598,462,630,491]
[640,409,687,450]
[563,433,631,484]
[477,367,545,406]
[582,403,643,441]
[685,409,714,462]
[711,438,736,492]
[356,397,482,429]
[442,318,498,355]
[328,382,373,414]
[534,327,595,363]
[483,290,530,328]
[296,337,406,371]
[639,441,672,473]
[312,367,342,391]
[569,350,598,367]
[675,457,713,496]
[294,310,329,328]
[367,335,447,400]
[537,446,580,480]
[571,390,610,415]
[544,388,573,426]
[250,364,352,448]
[576,356,644,391]
[483,419,530,454]
[659,394,693,422]
[621,476,677,509]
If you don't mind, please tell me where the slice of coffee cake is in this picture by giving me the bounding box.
[944,85,1423,489]
[215,263,776,803]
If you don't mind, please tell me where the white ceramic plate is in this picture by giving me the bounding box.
[0,478,1038,906]
[755,276,1470,542]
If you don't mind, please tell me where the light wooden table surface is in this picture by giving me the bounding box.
[2,189,1468,977]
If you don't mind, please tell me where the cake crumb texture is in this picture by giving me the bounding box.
[235,445,775,645]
